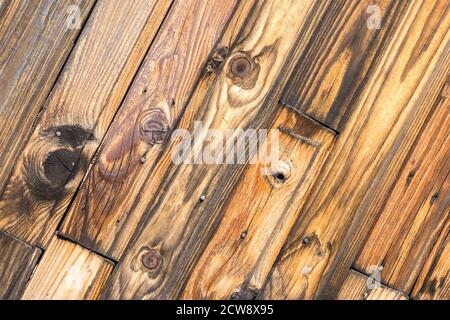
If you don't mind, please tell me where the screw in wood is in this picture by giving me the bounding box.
[142,249,160,270]
[199,195,206,202]
[140,156,146,164]
[240,231,247,239]
[302,237,310,244]
[55,131,62,137]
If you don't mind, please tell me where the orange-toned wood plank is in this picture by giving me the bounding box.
[0,0,172,247]
[354,81,449,292]
[337,270,408,300]
[60,0,239,259]
[182,106,335,299]
[22,237,113,300]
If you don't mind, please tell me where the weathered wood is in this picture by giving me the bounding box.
[0,230,41,300]
[281,0,410,132]
[261,1,450,299]
[182,106,335,299]
[22,237,113,300]
[60,0,239,259]
[354,85,449,293]
[337,270,408,300]
[411,219,449,300]
[101,0,337,300]
[0,0,172,247]
[0,0,95,194]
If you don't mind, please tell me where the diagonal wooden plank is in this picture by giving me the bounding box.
[411,219,449,300]
[354,85,449,293]
[280,0,411,132]
[0,0,95,194]
[60,0,239,259]
[261,1,450,299]
[100,0,337,300]
[182,106,335,299]
[0,0,172,248]
[22,237,113,300]
[337,270,408,300]
[0,230,41,300]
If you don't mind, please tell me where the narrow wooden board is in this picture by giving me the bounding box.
[280,0,410,132]
[261,1,450,299]
[100,0,336,300]
[354,82,450,293]
[60,0,239,259]
[337,270,408,300]
[22,237,113,300]
[0,230,41,300]
[411,219,449,300]
[0,0,172,248]
[182,106,335,299]
[0,0,95,194]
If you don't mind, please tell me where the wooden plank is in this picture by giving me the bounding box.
[0,0,95,194]
[60,0,239,259]
[0,230,41,300]
[337,270,408,300]
[100,0,336,300]
[354,84,450,293]
[0,0,172,247]
[182,106,335,299]
[411,219,449,300]
[261,1,450,299]
[22,237,113,300]
[280,0,410,132]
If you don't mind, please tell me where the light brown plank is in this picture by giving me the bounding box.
[0,0,95,194]
[0,230,41,300]
[101,0,336,300]
[60,0,239,259]
[0,0,172,247]
[337,270,408,300]
[22,237,113,300]
[182,106,335,299]
[354,81,449,292]
[261,1,450,299]
[411,219,449,300]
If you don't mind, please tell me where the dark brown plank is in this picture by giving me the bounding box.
[0,230,41,300]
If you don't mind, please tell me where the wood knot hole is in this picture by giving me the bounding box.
[230,56,252,78]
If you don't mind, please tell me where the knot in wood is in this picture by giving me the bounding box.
[230,287,258,300]
[141,248,160,270]
[140,109,170,145]
[229,56,252,78]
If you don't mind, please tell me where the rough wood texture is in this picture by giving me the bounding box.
[337,270,408,300]
[0,0,172,248]
[261,1,450,299]
[411,219,449,300]
[182,106,335,299]
[0,0,95,194]
[354,85,450,293]
[281,0,410,132]
[0,230,41,300]
[101,0,333,299]
[60,0,238,260]
[22,237,113,300]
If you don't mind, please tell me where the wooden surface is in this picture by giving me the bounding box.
[0,0,448,300]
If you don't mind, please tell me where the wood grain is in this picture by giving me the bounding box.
[182,106,335,299]
[0,230,41,300]
[281,0,410,132]
[337,270,408,300]
[411,219,449,300]
[101,0,336,300]
[0,0,95,195]
[60,0,239,259]
[354,82,449,293]
[22,237,113,300]
[0,0,172,248]
[261,0,450,299]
